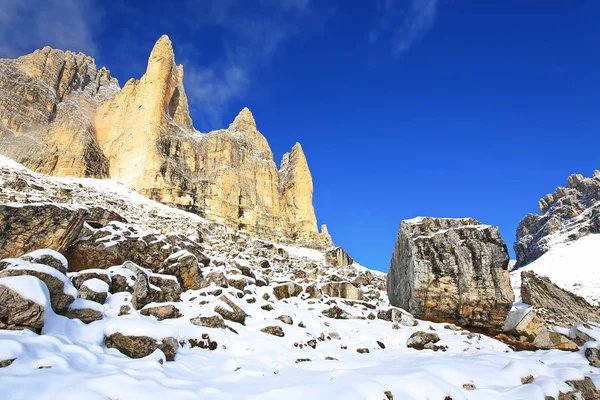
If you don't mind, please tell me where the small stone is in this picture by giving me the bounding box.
[384,391,393,400]
[261,326,285,337]
[277,315,293,325]
[298,321,306,328]
[377,340,386,349]
[307,339,317,349]
[140,304,181,321]
[407,331,441,351]
[521,375,535,384]
[325,356,338,361]
[261,304,274,311]
[295,358,311,363]
[356,348,370,354]
[463,384,476,391]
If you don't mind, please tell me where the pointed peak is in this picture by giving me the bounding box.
[229,107,257,131]
[149,35,174,63]
[291,142,304,154]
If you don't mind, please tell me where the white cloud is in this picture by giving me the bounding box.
[370,0,440,56]
[0,0,100,58]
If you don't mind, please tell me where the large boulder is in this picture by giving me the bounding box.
[0,203,88,259]
[520,271,600,327]
[0,276,47,331]
[325,247,354,267]
[0,263,76,314]
[387,217,514,329]
[321,282,364,300]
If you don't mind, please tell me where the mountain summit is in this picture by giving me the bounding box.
[0,36,331,248]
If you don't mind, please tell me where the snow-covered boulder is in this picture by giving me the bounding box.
[0,276,48,331]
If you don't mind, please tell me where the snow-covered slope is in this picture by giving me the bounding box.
[2,156,600,399]
[511,234,600,306]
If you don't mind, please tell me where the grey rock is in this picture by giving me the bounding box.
[406,331,440,350]
[325,247,354,267]
[514,172,600,268]
[105,333,178,361]
[0,283,45,331]
[387,217,514,329]
[521,271,600,328]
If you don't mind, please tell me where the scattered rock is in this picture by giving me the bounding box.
[356,348,370,354]
[407,331,441,351]
[532,329,577,351]
[105,333,178,361]
[585,347,600,368]
[322,305,351,320]
[273,282,302,300]
[214,295,248,325]
[521,375,535,385]
[325,247,354,267]
[190,315,227,330]
[377,307,417,327]
[140,304,182,321]
[261,326,284,337]
[321,282,364,301]
[78,278,109,304]
[377,340,386,349]
[463,384,476,391]
[277,315,293,325]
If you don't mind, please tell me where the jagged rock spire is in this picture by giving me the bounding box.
[229,107,257,132]
[280,142,318,238]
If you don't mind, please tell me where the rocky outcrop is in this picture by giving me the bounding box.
[387,217,514,329]
[514,171,600,268]
[0,203,88,260]
[0,36,332,249]
[0,46,119,177]
[520,271,600,327]
[325,247,354,267]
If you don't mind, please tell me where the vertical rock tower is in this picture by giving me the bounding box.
[0,35,332,248]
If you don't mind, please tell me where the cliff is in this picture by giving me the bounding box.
[0,36,332,248]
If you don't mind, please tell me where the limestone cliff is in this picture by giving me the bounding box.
[0,36,332,248]
[0,46,119,177]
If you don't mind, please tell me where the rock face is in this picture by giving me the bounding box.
[0,36,332,249]
[514,171,600,268]
[387,217,514,329]
[520,271,600,327]
[0,204,88,260]
[0,46,119,177]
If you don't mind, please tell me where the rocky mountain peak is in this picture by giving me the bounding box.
[229,107,257,132]
[0,36,331,249]
[515,171,600,268]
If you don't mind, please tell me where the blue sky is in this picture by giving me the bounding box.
[1,1,599,272]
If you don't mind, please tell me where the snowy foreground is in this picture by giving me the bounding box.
[1,274,600,400]
[1,156,600,399]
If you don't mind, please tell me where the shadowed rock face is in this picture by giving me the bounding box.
[387,217,514,330]
[514,171,600,268]
[0,36,332,249]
